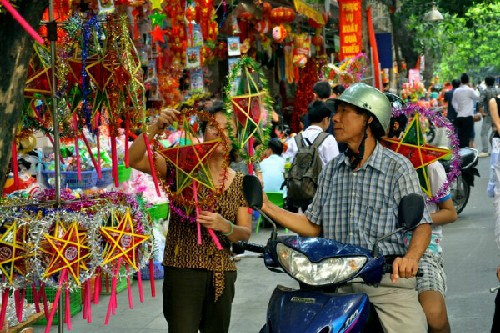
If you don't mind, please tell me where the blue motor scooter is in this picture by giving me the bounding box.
[239,175,424,333]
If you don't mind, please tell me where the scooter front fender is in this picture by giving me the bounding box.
[262,285,370,333]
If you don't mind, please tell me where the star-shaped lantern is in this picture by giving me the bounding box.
[149,11,166,27]
[151,0,164,10]
[382,113,451,197]
[100,210,149,271]
[0,222,32,284]
[42,221,91,285]
[150,25,166,44]
[226,57,272,163]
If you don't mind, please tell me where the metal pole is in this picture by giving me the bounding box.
[48,0,64,332]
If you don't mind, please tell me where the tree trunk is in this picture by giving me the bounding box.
[0,0,48,195]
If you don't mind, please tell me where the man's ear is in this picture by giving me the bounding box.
[367,115,374,124]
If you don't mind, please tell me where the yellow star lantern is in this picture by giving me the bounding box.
[100,210,150,271]
[150,0,164,10]
[0,222,32,284]
[42,221,91,286]
[382,113,451,197]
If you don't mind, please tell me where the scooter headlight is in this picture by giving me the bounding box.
[276,243,367,285]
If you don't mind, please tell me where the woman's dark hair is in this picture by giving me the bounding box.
[199,106,238,163]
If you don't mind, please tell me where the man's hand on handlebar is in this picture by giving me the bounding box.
[391,257,419,283]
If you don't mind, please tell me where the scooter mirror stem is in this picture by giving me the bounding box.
[254,207,278,241]
[372,227,404,258]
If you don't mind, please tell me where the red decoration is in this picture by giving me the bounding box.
[270,7,296,24]
[150,26,166,44]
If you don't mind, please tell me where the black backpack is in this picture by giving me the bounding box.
[286,132,329,204]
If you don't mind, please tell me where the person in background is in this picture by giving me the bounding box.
[283,101,339,167]
[444,79,460,125]
[453,73,480,148]
[478,77,499,157]
[128,105,252,333]
[312,81,331,102]
[283,101,339,212]
[259,138,286,193]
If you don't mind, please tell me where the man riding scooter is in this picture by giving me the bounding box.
[261,83,432,332]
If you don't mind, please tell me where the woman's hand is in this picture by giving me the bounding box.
[152,108,180,134]
[197,211,232,234]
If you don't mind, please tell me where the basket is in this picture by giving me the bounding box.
[42,170,98,189]
[100,268,133,295]
[96,168,114,187]
[138,261,164,280]
[25,287,83,325]
[148,203,169,221]
[118,164,132,183]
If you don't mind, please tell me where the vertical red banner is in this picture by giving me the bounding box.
[338,0,362,61]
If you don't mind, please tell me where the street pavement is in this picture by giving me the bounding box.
[36,142,498,332]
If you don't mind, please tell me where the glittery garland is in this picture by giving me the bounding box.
[81,15,100,131]
[224,56,273,163]
[0,193,153,289]
[392,104,461,203]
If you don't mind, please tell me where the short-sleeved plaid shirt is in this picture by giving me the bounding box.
[305,143,432,256]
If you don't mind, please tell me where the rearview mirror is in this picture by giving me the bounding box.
[398,193,424,230]
[243,175,263,209]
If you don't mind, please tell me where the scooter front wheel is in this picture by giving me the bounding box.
[450,174,470,214]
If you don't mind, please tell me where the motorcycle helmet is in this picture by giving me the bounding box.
[335,83,392,133]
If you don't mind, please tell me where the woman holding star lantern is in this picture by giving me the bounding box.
[128,103,252,333]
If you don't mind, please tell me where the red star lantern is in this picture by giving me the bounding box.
[150,26,166,44]
[42,222,91,285]
[0,222,31,284]
[100,210,150,271]
[382,113,451,197]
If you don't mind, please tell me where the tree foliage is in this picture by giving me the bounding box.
[406,1,499,82]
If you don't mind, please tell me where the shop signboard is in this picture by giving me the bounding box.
[338,0,362,61]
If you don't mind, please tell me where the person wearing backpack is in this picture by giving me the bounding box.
[283,100,339,212]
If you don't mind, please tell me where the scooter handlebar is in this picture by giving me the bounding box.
[384,264,423,277]
[237,241,265,254]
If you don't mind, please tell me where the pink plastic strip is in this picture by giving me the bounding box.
[0,0,45,44]
[44,269,68,333]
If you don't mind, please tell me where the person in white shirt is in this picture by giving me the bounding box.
[260,138,286,193]
[452,73,480,148]
[283,101,339,166]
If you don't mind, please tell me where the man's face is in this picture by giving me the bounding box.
[332,102,368,145]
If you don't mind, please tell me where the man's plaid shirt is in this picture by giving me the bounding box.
[305,143,432,256]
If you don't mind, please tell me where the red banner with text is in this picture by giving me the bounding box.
[338,0,362,61]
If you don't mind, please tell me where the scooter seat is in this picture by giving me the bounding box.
[440,148,477,172]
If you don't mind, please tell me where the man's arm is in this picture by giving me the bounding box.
[452,91,459,111]
[262,200,321,237]
[392,223,431,283]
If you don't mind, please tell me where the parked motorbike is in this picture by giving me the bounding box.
[239,175,425,333]
[440,147,479,214]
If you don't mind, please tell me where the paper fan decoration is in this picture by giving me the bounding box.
[225,57,273,163]
[382,105,461,202]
